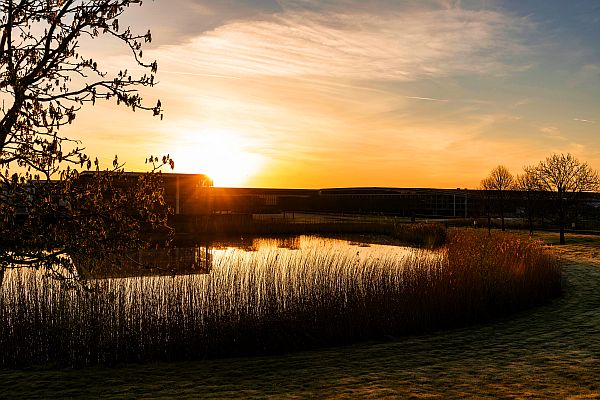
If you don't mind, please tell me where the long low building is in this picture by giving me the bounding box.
[78,172,600,228]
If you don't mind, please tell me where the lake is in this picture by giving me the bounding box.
[87,235,431,278]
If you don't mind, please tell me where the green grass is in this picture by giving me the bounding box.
[0,231,561,368]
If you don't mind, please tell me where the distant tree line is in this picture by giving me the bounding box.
[480,153,600,244]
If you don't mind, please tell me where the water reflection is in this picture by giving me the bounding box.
[80,246,214,279]
[82,235,423,279]
[209,236,301,252]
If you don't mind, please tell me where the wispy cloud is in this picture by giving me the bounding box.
[157,69,243,80]
[153,5,531,82]
[540,126,567,140]
[406,96,448,102]
[573,118,596,123]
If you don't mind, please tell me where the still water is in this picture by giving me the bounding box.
[90,235,428,278]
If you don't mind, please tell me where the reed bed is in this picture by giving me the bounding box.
[391,222,447,246]
[0,231,561,367]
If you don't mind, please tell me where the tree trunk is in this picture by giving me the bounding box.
[559,209,566,245]
[559,225,565,244]
[485,193,492,235]
[499,190,505,231]
[558,189,566,245]
[528,207,533,235]
[527,191,533,235]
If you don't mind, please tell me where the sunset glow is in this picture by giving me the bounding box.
[174,129,264,187]
[71,0,600,188]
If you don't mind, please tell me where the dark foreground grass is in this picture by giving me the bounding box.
[0,230,561,368]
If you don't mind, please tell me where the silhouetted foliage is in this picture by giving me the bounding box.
[0,0,171,286]
[481,165,514,232]
[526,153,599,244]
[515,168,539,235]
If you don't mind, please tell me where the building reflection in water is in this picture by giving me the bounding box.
[79,245,214,279]
[75,235,428,280]
[79,236,302,279]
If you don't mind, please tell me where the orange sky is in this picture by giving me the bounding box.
[61,0,600,188]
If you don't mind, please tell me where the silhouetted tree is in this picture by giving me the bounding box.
[0,0,170,287]
[481,165,514,231]
[480,179,493,234]
[526,153,599,244]
[515,168,538,235]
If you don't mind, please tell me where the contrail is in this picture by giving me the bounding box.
[406,96,449,102]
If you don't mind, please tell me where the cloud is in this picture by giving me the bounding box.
[573,118,596,123]
[540,126,567,140]
[119,0,283,46]
[152,5,531,82]
[406,96,448,102]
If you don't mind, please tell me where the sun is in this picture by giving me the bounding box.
[174,128,264,187]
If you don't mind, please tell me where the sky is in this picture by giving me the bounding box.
[63,0,600,188]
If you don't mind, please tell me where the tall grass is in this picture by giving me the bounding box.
[0,231,560,367]
[391,223,447,246]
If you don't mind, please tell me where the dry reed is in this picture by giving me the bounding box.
[0,231,560,367]
[391,223,447,246]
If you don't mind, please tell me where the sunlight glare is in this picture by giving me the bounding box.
[174,128,264,187]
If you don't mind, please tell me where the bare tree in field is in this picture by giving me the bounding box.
[0,0,172,287]
[526,153,599,244]
[515,168,538,235]
[481,165,514,231]
[480,177,493,234]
